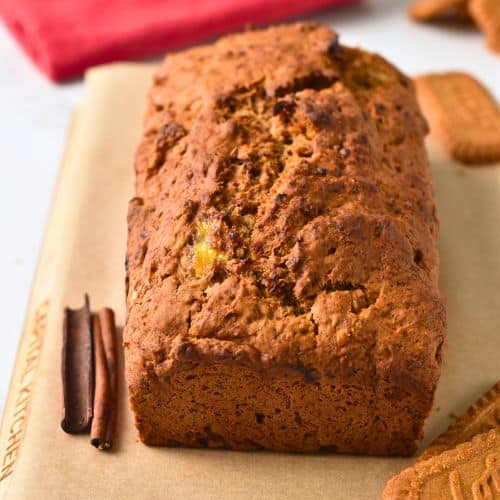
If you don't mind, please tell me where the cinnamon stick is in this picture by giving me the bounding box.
[99,308,118,449]
[61,295,94,434]
[90,314,110,449]
[90,308,118,450]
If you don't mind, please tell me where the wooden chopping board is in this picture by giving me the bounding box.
[0,63,498,500]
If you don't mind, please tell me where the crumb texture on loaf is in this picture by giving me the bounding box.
[125,22,446,455]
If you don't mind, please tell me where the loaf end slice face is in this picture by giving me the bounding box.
[124,23,446,455]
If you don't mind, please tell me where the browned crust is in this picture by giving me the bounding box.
[131,363,439,455]
[382,429,500,499]
[124,23,445,454]
[415,71,500,164]
[418,381,500,462]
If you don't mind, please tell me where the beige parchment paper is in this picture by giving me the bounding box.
[0,64,498,500]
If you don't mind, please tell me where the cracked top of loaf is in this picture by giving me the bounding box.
[125,22,445,394]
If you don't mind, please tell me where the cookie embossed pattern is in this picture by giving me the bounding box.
[415,72,500,165]
[382,429,500,499]
[418,381,500,462]
[472,453,500,499]
[0,301,49,483]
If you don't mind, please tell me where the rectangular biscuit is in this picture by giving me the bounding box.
[414,71,500,164]
[383,429,500,500]
[418,381,500,462]
[408,0,471,23]
[124,23,445,455]
[470,0,500,52]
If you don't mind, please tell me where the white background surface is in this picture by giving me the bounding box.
[0,0,498,412]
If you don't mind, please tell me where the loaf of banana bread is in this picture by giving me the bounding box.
[124,22,446,455]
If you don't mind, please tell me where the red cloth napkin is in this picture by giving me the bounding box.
[0,0,357,82]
